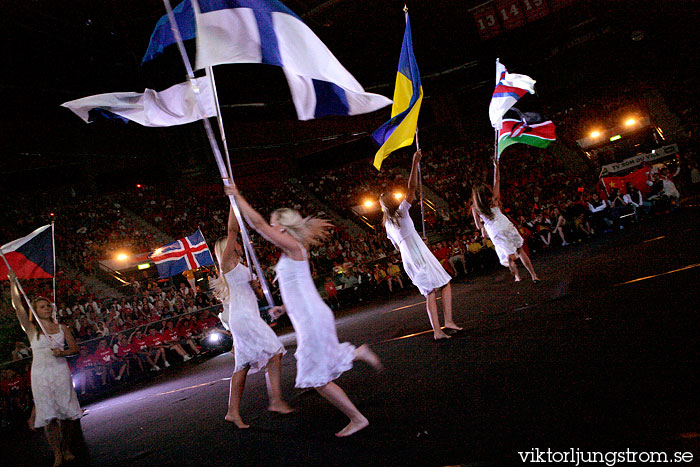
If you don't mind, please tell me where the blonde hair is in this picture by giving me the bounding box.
[272,208,332,247]
[211,237,230,303]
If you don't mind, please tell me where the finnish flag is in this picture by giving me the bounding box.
[143,0,391,120]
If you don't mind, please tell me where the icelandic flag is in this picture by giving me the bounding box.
[148,230,214,278]
[497,109,556,160]
[0,225,54,280]
[371,13,423,170]
[61,77,217,127]
[489,59,536,128]
[142,0,391,120]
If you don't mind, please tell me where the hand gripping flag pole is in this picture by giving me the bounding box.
[162,0,275,309]
[0,250,57,348]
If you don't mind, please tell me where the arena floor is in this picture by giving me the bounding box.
[4,206,700,466]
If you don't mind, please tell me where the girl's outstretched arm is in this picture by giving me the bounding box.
[493,163,502,206]
[8,272,34,335]
[224,183,302,255]
[406,150,422,204]
[219,203,241,273]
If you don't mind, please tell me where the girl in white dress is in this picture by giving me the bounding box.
[380,150,462,340]
[226,183,383,437]
[471,163,540,283]
[8,271,82,467]
[212,204,293,428]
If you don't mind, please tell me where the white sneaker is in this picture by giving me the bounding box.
[164,361,171,368]
[114,375,121,381]
[151,365,160,371]
[562,242,570,246]
[183,355,192,362]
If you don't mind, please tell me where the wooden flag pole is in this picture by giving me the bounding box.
[163,0,276,309]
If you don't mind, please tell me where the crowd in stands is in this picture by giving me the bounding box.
[2,93,700,432]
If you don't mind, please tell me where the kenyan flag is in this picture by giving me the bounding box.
[497,114,556,160]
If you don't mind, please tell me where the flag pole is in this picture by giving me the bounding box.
[162,0,276,309]
[51,221,57,306]
[493,58,500,187]
[414,129,427,240]
[403,5,427,240]
[493,127,499,186]
[0,250,57,348]
[206,66,254,280]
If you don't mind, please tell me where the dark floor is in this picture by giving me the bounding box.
[4,207,700,466]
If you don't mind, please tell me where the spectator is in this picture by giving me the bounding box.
[11,342,31,361]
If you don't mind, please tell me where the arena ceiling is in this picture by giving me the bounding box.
[1,0,695,180]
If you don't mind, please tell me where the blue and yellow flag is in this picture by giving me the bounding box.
[371,13,423,170]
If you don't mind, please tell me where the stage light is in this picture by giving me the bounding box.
[116,253,129,261]
[137,264,150,270]
[208,332,221,343]
[590,130,601,138]
[49,212,55,217]
[610,135,622,141]
[393,192,403,200]
[625,118,636,127]
[363,200,374,208]
[136,184,142,188]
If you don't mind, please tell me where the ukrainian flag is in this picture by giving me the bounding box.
[371,13,423,170]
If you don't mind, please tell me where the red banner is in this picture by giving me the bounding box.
[471,0,573,40]
[521,0,550,21]
[471,3,502,40]
[494,0,527,30]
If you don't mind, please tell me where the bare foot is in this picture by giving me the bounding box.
[224,414,250,429]
[335,416,369,437]
[514,275,522,282]
[434,331,451,340]
[268,401,295,414]
[355,344,384,372]
[532,276,541,283]
[444,322,463,331]
[63,451,76,462]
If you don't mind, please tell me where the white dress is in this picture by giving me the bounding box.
[275,249,355,388]
[479,206,524,267]
[29,327,82,428]
[224,262,285,374]
[384,200,451,296]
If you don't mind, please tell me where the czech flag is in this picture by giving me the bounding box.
[0,225,54,280]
